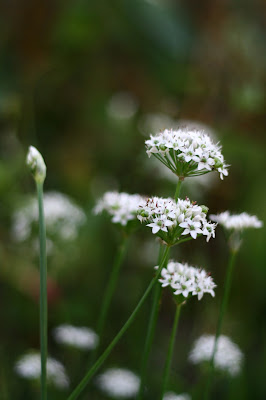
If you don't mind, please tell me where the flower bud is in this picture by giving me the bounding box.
[200,205,209,214]
[26,146,46,183]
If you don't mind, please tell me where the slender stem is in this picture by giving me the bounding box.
[159,304,182,400]
[36,182,47,400]
[174,179,183,202]
[137,244,170,400]
[90,235,129,365]
[204,250,238,400]
[67,246,171,400]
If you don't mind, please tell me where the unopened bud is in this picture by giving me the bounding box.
[26,146,46,184]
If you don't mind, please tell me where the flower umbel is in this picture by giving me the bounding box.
[53,325,99,350]
[163,392,191,400]
[189,334,243,376]
[210,211,263,231]
[145,128,228,180]
[12,191,86,244]
[96,368,140,398]
[157,260,216,302]
[26,146,47,183]
[94,191,146,229]
[138,197,216,246]
[210,211,263,251]
[15,352,69,389]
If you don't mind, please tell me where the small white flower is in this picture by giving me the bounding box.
[189,335,244,376]
[15,352,69,389]
[26,146,46,183]
[210,211,263,231]
[179,219,202,239]
[138,197,216,245]
[96,368,140,398]
[163,392,191,400]
[157,261,216,302]
[145,128,228,179]
[53,324,98,350]
[94,192,146,228]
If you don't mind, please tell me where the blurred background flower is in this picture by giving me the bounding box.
[0,0,265,399]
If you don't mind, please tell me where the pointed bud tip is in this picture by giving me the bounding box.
[26,145,46,183]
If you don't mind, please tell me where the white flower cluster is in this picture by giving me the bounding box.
[157,261,216,301]
[163,392,191,400]
[15,352,69,389]
[53,324,99,350]
[189,334,244,376]
[12,191,86,243]
[137,197,216,245]
[145,128,228,179]
[210,211,263,231]
[94,191,146,227]
[96,368,140,398]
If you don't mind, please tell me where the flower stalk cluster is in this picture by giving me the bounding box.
[145,128,228,180]
[138,197,216,245]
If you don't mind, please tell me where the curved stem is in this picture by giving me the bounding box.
[159,304,182,400]
[204,250,238,400]
[36,182,47,400]
[67,246,171,400]
[137,244,170,400]
[174,179,183,202]
[90,235,129,365]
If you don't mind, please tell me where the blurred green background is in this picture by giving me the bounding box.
[0,0,265,399]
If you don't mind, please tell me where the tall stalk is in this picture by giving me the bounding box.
[90,235,129,365]
[174,179,183,202]
[37,182,47,400]
[159,304,182,400]
[204,250,238,400]
[67,246,171,400]
[137,245,166,400]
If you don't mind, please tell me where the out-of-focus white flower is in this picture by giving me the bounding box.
[26,146,46,183]
[94,191,146,228]
[145,128,228,180]
[189,334,244,376]
[15,352,69,389]
[53,324,98,350]
[157,260,216,301]
[138,197,216,246]
[107,92,138,120]
[96,368,140,398]
[210,211,263,231]
[210,211,263,251]
[163,392,191,400]
[12,191,86,243]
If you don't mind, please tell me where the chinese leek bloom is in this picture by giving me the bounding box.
[145,128,228,180]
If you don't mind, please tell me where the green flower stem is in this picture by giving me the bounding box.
[137,244,169,400]
[159,303,182,400]
[204,250,238,400]
[36,182,47,400]
[90,235,129,365]
[174,179,183,202]
[67,246,171,400]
